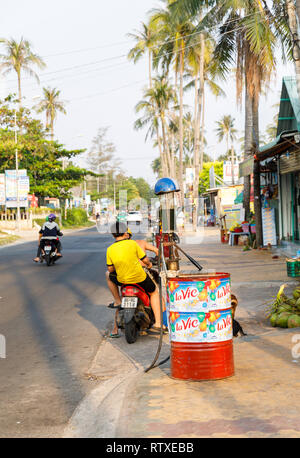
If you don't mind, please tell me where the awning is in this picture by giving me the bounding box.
[239,130,300,176]
[257,130,300,161]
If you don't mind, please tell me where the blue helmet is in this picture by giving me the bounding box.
[154,178,180,195]
[48,213,56,222]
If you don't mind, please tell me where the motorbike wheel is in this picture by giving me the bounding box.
[124,319,138,344]
[45,254,52,266]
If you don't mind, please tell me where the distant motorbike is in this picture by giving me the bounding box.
[117,282,155,344]
[41,237,62,266]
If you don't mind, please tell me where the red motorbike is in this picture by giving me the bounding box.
[117,283,155,344]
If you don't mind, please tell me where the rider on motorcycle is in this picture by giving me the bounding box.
[38,213,63,259]
[106,222,165,337]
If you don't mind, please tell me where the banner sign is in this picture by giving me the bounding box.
[262,207,277,246]
[167,277,231,312]
[168,309,232,343]
[223,161,239,184]
[0,174,5,206]
[5,170,30,208]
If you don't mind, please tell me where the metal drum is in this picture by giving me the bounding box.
[166,274,234,381]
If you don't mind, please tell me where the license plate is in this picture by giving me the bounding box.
[44,246,51,252]
[121,297,138,309]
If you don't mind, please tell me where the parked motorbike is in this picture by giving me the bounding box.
[41,237,62,266]
[117,282,155,344]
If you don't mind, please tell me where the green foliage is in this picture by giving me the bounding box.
[199,161,223,194]
[128,177,155,204]
[62,208,88,227]
[0,97,87,198]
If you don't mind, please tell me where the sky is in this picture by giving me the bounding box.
[0,1,296,186]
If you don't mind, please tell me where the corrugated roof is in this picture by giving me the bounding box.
[276,76,300,135]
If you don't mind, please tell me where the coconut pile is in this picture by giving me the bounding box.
[267,284,300,328]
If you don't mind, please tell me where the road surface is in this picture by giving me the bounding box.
[0,226,114,437]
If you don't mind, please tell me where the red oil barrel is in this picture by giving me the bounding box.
[166,274,234,381]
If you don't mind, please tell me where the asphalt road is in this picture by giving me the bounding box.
[0,226,116,438]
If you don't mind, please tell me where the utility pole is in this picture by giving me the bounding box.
[14,110,20,231]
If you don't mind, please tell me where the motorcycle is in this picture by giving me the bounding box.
[41,237,62,266]
[117,282,155,344]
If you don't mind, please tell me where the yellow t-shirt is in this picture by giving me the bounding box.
[106,239,147,284]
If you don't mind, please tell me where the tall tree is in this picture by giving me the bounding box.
[88,127,121,193]
[34,87,66,140]
[215,115,237,184]
[127,22,158,89]
[135,75,177,178]
[150,4,195,202]
[0,38,45,106]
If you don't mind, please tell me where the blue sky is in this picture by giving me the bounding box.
[0,1,295,185]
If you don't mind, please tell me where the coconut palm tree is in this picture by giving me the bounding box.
[215,115,237,184]
[127,22,158,89]
[34,87,66,140]
[135,76,177,177]
[0,37,45,106]
[149,4,195,202]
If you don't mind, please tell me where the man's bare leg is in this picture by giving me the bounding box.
[106,272,121,334]
[149,289,163,328]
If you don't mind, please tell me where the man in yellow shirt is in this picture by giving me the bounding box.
[106,222,163,337]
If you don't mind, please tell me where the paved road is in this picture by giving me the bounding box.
[0,226,116,438]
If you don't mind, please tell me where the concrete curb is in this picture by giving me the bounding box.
[62,339,142,438]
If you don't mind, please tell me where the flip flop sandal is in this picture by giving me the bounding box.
[108,333,121,338]
[148,325,168,335]
[107,303,121,309]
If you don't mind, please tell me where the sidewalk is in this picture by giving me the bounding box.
[64,228,300,438]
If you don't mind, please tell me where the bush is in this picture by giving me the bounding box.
[62,208,88,227]
[33,218,46,228]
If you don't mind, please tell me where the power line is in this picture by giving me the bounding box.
[2,9,275,86]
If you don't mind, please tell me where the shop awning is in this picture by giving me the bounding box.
[239,130,300,176]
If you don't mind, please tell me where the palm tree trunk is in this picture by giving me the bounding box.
[148,50,152,89]
[161,114,173,177]
[17,70,22,107]
[178,45,184,205]
[243,75,253,221]
[252,91,263,247]
[199,85,205,172]
[51,120,54,141]
[192,36,205,230]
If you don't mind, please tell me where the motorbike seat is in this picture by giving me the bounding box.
[121,284,150,308]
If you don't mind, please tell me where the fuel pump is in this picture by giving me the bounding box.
[145,178,202,373]
[154,177,180,272]
[146,178,235,381]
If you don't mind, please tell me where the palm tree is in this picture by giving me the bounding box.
[135,76,177,178]
[34,87,66,140]
[127,22,158,89]
[0,37,45,106]
[215,115,237,184]
[149,4,195,202]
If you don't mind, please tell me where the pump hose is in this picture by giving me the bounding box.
[144,237,170,373]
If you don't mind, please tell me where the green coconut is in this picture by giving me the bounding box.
[295,297,300,307]
[277,304,293,314]
[288,298,297,306]
[288,314,300,328]
[270,313,278,327]
[276,312,292,328]
[293,289,300,300]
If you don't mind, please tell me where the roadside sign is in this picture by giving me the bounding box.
[5,170,30,208]
[0,174,5,205]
